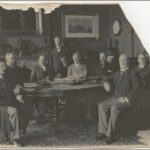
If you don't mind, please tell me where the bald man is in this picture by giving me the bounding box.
[97,54,140,144]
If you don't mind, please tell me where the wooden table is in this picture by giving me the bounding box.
[24,81,102,97]
[24,81,103,133]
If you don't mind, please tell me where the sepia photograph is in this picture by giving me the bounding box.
[0,1,149,149]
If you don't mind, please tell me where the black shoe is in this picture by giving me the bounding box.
[95,133,105,140]
[104,137,115,144]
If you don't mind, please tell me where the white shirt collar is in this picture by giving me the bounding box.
[75,63,80,68]
[40,64,46,71]
[56,45,61,52]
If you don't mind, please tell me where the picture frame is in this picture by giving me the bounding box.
[64,15,99,39]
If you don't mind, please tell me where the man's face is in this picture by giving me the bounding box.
[119,55,129,69]
[138,54,146,66]
[38,56,46,66]
[99,53,106,64]
[0,62,6,76]
[73,53,80,64]
[7,54,16,66]
[54,38,61,46]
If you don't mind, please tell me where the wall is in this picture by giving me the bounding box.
[49,5,110,53]
[133,30,146,57]
[0,35,44,49]
[108,5,133,56]
[0,5,145,59]
[108,5,146,57]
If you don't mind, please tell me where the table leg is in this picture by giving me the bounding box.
[49,97,58,135]
[85,99,93,120]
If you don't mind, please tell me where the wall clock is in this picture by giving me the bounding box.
[112,19,122,36]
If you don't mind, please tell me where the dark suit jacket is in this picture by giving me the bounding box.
[31,64,54,81]
[0,78,12,133]
[102,68,140,103]
[0,78,10,105]
[19,67,31,82]
[93,62,114,77]
[5,65,22,89]
[4,65,22,106]
[49,47,68,78]
[136,65,150,90]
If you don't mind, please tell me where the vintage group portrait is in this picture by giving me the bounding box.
[0,1,149,149]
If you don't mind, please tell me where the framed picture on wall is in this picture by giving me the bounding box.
[64,15,99,39]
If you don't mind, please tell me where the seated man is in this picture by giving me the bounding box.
[31,55,54,122]
[68,52,87,81]
[31,55,54,81]
[93,52,113,78]
[67,52,88,120]
[97,54,140,144]
[0,61,22,146]
[134,53,150,122]
[5,52,31,137]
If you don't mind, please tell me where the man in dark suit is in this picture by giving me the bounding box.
[0,61,22,146]
[134,53,150,125]
[31,55,54,81]
[97,54,140,144]
[93,52,114,77]
[5,52,31,140]
[49,36,69,78]
[31,55,54,122]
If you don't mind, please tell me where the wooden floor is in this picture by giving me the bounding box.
[0,115,150,148]
[0,112,150,149]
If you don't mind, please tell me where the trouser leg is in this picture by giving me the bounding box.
[18,102,32,132]
[7,106,20,140]
[106,102,131,137]
[98,100,113,135]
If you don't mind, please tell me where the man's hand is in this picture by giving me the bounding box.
[60,57,67,68]
[124,97,130,103]
[14,84,23,95]
[16,95,24,104]
[103,82,110,92]
[118,97,130,103]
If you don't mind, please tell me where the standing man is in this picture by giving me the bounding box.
[0,61,22,146]
[49,36,69,78]
[97,54,140,144]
